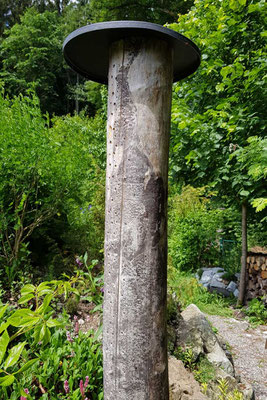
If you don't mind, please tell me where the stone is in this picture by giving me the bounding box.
[168,356,207,400]
[226,281,237,293]
[176,304,234,375]
[233,288,239,298]
[209,276,230,297]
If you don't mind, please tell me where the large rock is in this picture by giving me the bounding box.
[168,356,207,400]
[176,304,234,376]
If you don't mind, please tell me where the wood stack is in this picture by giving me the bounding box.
[246,247,267,299]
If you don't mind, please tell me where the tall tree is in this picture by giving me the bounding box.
[88,0,194,25]
[169,0,266,303]
[0,8,68,114]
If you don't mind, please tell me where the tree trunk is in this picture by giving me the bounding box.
[237,201,247,306]
[103,37,173,400]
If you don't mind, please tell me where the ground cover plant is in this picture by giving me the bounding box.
[0,266,103,399]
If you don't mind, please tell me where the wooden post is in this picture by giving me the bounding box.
[103,37,173,399]
[237,201,247,306]
[63,21,200,400]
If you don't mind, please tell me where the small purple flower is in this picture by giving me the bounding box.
[100,287,104,293]
[66,330,73,343]
[64,380,70,394]
[88,204,92,210]
[75,257,83,267]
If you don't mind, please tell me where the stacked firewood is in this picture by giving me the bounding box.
[246,247,267,299]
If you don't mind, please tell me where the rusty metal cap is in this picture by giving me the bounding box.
[63,21,200,84]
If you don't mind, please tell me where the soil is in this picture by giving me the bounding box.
[206,313,267,400]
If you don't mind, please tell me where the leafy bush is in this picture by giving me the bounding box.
[244,298,267,326]
[168,186,223,272]
[0,90,106,283]
[168,267,234,317]
[0,276,103,399]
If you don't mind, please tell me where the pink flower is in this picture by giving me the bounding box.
[79,379,85,397]
[74,321,79,335]
[20,388,29,400]
[84,375,89,388]
[64,380,70,394]
[66,330,73,343]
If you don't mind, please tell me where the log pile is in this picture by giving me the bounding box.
[246,247,267,300]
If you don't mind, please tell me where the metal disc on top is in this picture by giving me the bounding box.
[63,21,201,84]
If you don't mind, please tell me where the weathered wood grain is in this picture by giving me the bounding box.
[103,37,173,399]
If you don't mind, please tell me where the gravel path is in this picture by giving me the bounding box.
[206,314,267,400]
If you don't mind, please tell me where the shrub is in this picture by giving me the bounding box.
[168,186,222,272]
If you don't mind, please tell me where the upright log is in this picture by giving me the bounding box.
[63,21,200,400]
[103,38,172,399]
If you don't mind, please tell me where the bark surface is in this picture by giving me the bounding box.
[103,37,173,400]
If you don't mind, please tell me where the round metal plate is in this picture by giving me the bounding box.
[63,21,201,84]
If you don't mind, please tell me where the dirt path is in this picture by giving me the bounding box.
[206,314,267,400]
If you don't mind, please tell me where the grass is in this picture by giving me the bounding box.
[168,265,234,317]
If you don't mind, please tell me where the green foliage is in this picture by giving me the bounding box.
[87,0,194,25]
[169,186,224,272]
[174,346,216,384]
[169,0,266,208]
[244,298,267,326]
[0,276,78,389]
[174,346,196,370]
[0,90,106,282]
[75,255,104,311]
[218,378,243,400]
[168,267,234,317]
[0,9,67,114]
[0,274,103,399]
[232,136,267,213]
[22,328,103,400]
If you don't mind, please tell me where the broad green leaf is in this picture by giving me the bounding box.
[43,326,51,345]
[0,305,8,320]
[21,284,35,295]
[7,309,37,327]
[0,374,15,386]
[4,341,26,369]
[0,331,9,365]
[240,190,250,197]
[15,358,39,374]
[0,322,10,335]
[46,318,62,328]
[37,293,53,314]
[18,293,35,305]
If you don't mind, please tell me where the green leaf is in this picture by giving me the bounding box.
[0,305,8,320]
[21,284,35,295]
[46,318,62,328]
[0,330,9,365]
[15,358,39,374]
[18,293,35,305]
[37,293,53,314]
[0,322,10,335]
[93,324,103,341]
[0,374,15,386]
[7,309,37,327]
[240,190,250,197]
[4,341,26,369]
